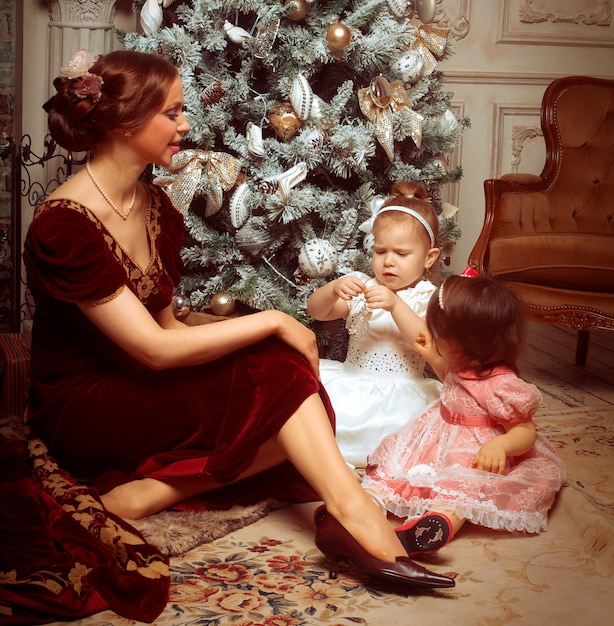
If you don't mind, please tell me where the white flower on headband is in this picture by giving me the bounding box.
[60,49,103,103]
[61,49,98,79]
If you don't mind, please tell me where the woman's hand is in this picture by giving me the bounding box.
[272,311,321,378]
[80,290,320,373]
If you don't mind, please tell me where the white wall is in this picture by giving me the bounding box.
[20,0,614,274]
[439,0,614,272]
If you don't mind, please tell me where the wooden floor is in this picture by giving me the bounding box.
[519,323,614,411]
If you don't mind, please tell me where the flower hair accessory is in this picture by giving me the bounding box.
[438,266,480,310]
[61,49,104,103]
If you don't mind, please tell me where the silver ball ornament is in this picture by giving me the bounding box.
[172,294,190,319]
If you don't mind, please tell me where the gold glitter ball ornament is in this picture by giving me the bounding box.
[210,291,236,316]
[326,23,352,49]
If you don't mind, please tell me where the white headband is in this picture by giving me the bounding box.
[376,205,436,248]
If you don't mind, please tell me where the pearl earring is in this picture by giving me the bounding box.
[125,130,132,137]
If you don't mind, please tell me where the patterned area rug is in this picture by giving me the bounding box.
[35,405,613,625]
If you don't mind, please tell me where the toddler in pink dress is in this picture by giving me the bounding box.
[362,272,567,556]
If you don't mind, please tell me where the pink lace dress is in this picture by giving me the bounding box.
[362,367,566,533]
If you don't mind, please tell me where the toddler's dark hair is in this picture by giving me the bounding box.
[426,274,527,375]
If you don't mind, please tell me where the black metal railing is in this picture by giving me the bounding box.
[2,134,84,331]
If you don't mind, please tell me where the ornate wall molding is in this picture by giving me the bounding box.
[511,125,543,172]
[518,0,610,26]
[499,0,614,46]
[443,71,561,86]
[47,0,118,25]
[492,105,542,179]
[45,0,121,94]
[437,0,471,40]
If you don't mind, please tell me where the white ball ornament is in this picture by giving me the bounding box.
[290,73,314,121]
[246,122,265,158]
[298,238,338,278]
[391,50,425,84]
[229,182,251,229]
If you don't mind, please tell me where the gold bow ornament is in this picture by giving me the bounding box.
[358,75,423,161]
[158,149,242,216]
[411,24,449,77]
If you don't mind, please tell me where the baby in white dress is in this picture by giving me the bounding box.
[307,182,442,468]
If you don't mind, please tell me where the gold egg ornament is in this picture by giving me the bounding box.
[268,101,303,140]
[326,23,352,49]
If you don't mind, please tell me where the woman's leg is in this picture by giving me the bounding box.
[272,394,407,562]
[102,393,406,560]
[100,439,287,519]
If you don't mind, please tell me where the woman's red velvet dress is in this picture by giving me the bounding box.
[0,183,334,624]
[23,182,334,496]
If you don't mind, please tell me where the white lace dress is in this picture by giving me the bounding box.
[320,273,442,468]
[362,367,567,533]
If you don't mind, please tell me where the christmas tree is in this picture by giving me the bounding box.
[123,0,467,326]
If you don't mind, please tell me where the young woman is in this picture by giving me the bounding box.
[24,49,454,591]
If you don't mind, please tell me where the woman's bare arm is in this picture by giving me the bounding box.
[79,287,320,376]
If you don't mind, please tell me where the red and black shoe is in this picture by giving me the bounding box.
[395,513,453,557]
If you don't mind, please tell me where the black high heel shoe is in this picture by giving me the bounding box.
[314,507,455,590]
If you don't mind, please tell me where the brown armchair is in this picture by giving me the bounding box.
[469,76,614,365]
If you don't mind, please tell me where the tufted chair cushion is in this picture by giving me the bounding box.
[469,76,614,364]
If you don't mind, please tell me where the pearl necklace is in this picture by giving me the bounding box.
[86,160,136,220]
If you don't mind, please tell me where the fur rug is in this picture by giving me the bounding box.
[0,413,283,558]
[127,499,283,556]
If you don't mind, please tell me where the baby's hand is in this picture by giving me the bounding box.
[364,284,397,311]
[333,276,365,300]
[414,329,436,359]
[471,439,507,474]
